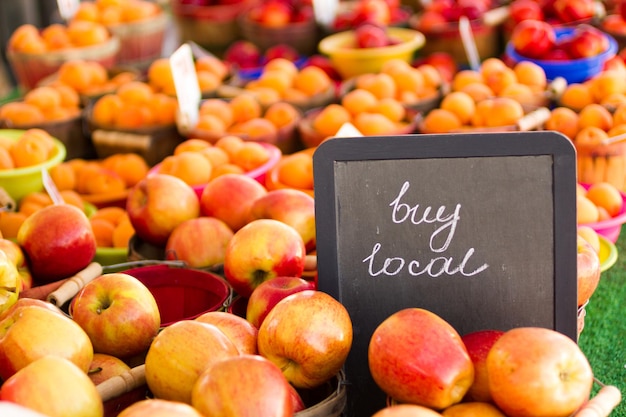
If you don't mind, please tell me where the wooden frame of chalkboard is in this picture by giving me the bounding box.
[312,131,578,417]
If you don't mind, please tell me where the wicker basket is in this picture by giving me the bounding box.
[105,11,168,70]
[170,0,258,57]
[6,36,120,92]
[237,8,322,56]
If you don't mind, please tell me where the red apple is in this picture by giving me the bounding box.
[487,327,594,417]
[368,308,474,410]
[0,356,103,417]
[0,303,94,381]
[16,204,97,284]
[116,399,204,417]
[126,174,200,247]
[509,0,544,24]
[223,40,263,69]
[195,310,259,355]
[355,23,390,48]
[288,382,306,413]
[562,24,610,59]
[144,320,240,404]
[354,0,392,26]
[248,188,317,252]
[510,19,556,59]
[0,297,65,322]
[263,44,300,64]
[246,276,316,328]
[0,238,25,268]
[165,216,234,269]
[461,329,505,403]
[552,0,595,23]
[191,354,294,416]
[223,219,307,298]
[87,352,131,386]
[577,235,601,307]
[70,272,161,360]
[199,173,268,232]
[257,290,353,388]
[601,14,626,36]
[249,1,292,27]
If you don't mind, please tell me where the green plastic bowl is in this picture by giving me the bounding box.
[0,129,67,203]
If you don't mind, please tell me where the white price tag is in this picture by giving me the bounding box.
[57,0,80,21]
[334,122,363,138]
[170,43,201,132]
[312,0,339,27]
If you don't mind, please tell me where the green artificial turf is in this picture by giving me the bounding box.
[578,230,626,416]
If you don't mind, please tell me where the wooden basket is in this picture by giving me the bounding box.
[170,0,258,57]
[6,36,120,91]
[105,12,168,70]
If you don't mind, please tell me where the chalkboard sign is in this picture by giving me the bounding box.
[312,131,578,417]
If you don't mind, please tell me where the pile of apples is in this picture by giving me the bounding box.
[507,0,597,27]
[331,0,411,31]
[244,0,314,27]
[510,20,610,60]
[413,0,495,32]
[223,41,300,70]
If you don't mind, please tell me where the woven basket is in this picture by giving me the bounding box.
[170,0,258,57]
[106,12,168,70]
[6,36,120,91]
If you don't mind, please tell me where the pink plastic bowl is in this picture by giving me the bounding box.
[149,142,282,199]
[580,183,626,243]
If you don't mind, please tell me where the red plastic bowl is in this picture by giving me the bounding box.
[149,142,282,199]
[124,264,232,327]
[580,183,626,243]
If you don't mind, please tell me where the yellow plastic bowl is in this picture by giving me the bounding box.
[0,129,67,203]
[318,27,425,79]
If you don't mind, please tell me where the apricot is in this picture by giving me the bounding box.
[357,72,397,100]
[585,182,623,217]
[353,112,398,136]
[577,194,600,223]
[100,153,149,187]
[158,151,212,186]
[199,99,235,129]
[513,60,547,92]
[421,108,462,134]
[545,107,580,140]
[229,93,262,124]
[232,141,271,172]
[440,91,476,125]
[560,83,594,112]
[588,70,626,104]
[263,101,300,129]
[215,135,245,160]
[198,146,230,168]
[577,103,613,131]
[452,70,483,92]
[341,89,379,116]
[312,104,352,138]
[293,66,332,96]
[228,117,278,140]
[277,152,314,190]
[372,97,406,123]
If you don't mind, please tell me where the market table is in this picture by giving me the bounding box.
[579,230,626,416]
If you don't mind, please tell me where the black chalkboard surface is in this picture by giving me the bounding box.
[312,131,578,417]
